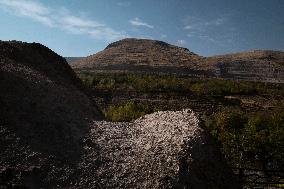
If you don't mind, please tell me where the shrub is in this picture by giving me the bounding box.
[78,72,284,96]
[206,107,284,170]
[105,101,160,122]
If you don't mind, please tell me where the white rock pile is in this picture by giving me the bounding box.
[77,109,240,188]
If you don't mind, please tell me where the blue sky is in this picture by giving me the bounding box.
[0,0,283,57]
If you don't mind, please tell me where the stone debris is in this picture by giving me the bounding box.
[78,109,240,188]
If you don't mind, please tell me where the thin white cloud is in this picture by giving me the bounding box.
[186,33,194,38]
[204,18,226,26]
[161,34,167,39]
[0,0,127,41]
[184,25,193,30]
[60,15,105,28]
[199,35,216,42]
[183,16,228,32]
[117,1,131,7]
[129,17,154,29]
[177,39,186,45]
[183,15,230,43]
[0,0,53,26]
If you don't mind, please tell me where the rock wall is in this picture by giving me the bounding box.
[215,60,284,83]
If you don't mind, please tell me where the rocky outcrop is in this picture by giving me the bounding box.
[72,38,284,83]
[204,50,284,83]
[79,110,240,188]
[0,41,103,188]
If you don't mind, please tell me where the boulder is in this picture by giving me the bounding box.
[80,109,240,188]
[0,41,102,188]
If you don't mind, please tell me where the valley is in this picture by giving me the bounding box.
[0,39,283,188]
[72,39,284,188]
[1,0,283,188]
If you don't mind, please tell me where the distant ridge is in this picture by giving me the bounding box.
[73,38,202,67]
[65,57,84,64]
[72,38,284,83]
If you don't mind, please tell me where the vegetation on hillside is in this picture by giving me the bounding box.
[105,101,160,122]
[79,72,284,95]
[205,107,284,170]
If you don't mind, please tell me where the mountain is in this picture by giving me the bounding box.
[73,38,209,76]
[74,38,201,67]
[203,50,284,82]
[73,38,284,83]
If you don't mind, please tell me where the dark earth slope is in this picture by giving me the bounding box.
[0,40,102,188]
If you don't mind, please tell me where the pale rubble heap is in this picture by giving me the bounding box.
[78,109,240,189]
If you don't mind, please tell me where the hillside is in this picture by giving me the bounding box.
[73,38,284,83]
[73,38,210,76]
[0,40,103,187]
[203,50,284,82]
[74,38,201,67]
[0,41,239,188]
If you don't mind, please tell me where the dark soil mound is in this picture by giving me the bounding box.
[0,41,102,188]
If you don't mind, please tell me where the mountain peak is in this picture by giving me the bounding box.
[105,38,192,52]
[105,38,170,49]
[74,38,201,69]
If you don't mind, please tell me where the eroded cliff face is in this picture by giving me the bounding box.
[72,38,284,83]
[204,50,284,83]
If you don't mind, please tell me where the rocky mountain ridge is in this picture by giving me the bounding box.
[74,38,201,68]
[72,38,284,83]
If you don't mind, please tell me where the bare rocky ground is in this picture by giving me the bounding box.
[0,41,102,188]
[77,109,240,188]
[0,41,240,188]
[0,109,240,188]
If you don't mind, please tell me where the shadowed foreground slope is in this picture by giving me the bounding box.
[0,41,102,187]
